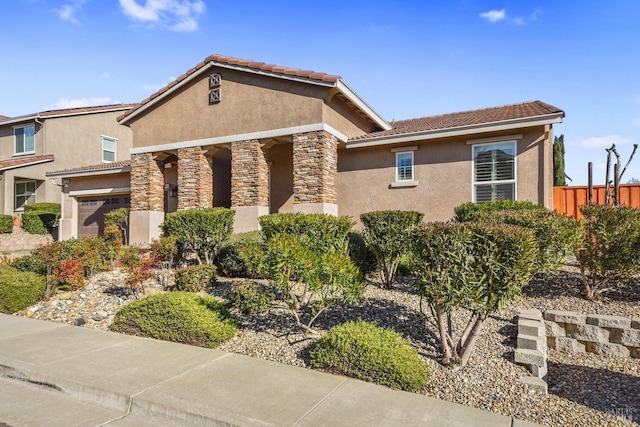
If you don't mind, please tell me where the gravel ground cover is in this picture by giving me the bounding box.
[16,262,640,427]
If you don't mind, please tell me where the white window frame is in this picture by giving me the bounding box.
[15,180,37,211]
[102,135,117,163]
[14,125,35,155]
[390,146,418,187]
[471,141,517,203]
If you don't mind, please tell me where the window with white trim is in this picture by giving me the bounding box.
[102,136,116,162]
[15,181,36,210]
[14,125,35,154]
[396,151,414,182]
[473,141,516,203]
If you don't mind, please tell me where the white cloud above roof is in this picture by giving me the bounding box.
[56,97,115,109]
[119,0,206,32]
[55,0,87,23]
[572,134,633,148]
[480,9,506,23]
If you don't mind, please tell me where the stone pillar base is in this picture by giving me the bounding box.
[293,203,338,216]
[129,210,165,245]
[232,206,269,233]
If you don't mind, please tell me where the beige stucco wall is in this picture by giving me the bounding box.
[0,111,132,215]
[337,126,551,226]
[322,96,378,138]
[129,69,329,148]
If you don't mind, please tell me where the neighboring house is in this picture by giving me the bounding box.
[0,104,133,231]
[49,54,564,244]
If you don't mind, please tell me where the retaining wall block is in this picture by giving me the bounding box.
[515,348,546,367]
[555,337,586,353]
[544,310,586,324]
[545,320,566,337]
[517,376,548,395]
[566,323,610,343]
[518,319,545,337]
[588,342,631,358]
[531,363,548,379]
[610,328,640,347]
[546,336,556,348]
[631,318,640,330]
[586,314,632,329]
[519,308,543,322]
[517,334,546,353]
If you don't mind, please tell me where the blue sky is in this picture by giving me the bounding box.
[1,1,639,185]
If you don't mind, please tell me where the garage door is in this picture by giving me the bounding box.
[78,195,130,237]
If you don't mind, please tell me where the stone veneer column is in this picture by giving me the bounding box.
[292,131,338,215]
[129,152,165,245]
[177,147,213,210]
[230,139,269,232]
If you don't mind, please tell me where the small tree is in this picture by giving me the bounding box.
[576,204,640,300]
[249,234,363,334]
[360,210,424,289]
[412,222,537,367]
[162,208,234,265]
[105,208,130,245]
[553,135,567,186]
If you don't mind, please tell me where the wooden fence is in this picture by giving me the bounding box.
[554,184,640,219]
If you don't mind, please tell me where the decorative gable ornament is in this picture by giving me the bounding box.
[209,73,221,104]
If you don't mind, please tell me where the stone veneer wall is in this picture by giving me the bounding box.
[230,139,269,207]
[544,310,640,358]
[292,131,337,205]
[130,152,164,211]
[177,146,213,210]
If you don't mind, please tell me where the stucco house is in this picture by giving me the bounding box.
[48,54,564,244]
[0,105,133,230]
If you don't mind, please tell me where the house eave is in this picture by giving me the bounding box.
[0,158,54,172]
[46,166,132,179]
[345,113,564,149]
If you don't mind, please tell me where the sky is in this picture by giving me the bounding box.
[1,0,639,185]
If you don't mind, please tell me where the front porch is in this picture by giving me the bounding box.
[129,130,339,245]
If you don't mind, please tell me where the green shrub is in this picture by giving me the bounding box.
[162,208,234,265]
[149,235,179,268]
[174,264,217,292]
[412,222,537,367]
[472,209,583,273]
[105,208,130,245]
[0,215,13,233]
[109,292,236,348]
[227,280,274,314]
[21,203,61,235]
[259,213,354,254]
[254,234,364,333]
[311,320,431,391]
[215,231,262,278]
[347,231,377,277]
[0,266,46,314]
[576,204,640,300]
[454,200,544,223]
[360,210,424,289]
[12,253,46,275]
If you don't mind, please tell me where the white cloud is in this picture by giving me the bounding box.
[119,0,206,32]
[530,8,542,21]
[56,97,115,109]
[55,0,87,24]
[100,71,110,79]
[480,9,506,23]
[572,134,633,148]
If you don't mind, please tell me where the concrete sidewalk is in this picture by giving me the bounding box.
[0,314,539,427]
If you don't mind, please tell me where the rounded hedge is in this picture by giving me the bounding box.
[174,264,217,292]
[0,266,46,314]
[226,280,274,315]
[311,320,431,391]
[110,292,237,348]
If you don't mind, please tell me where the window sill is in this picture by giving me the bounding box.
[390,180,418,188]
[12,151,36,157]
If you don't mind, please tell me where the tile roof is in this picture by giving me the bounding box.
[0,155,54,171]
[119,54,340,122]
[39,104,136,118]
[0,115,9,120]
[47,160,131,177]
[352,100,564,140]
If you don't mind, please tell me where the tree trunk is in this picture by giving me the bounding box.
[436,307,453,364]
[458,315,487,368]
